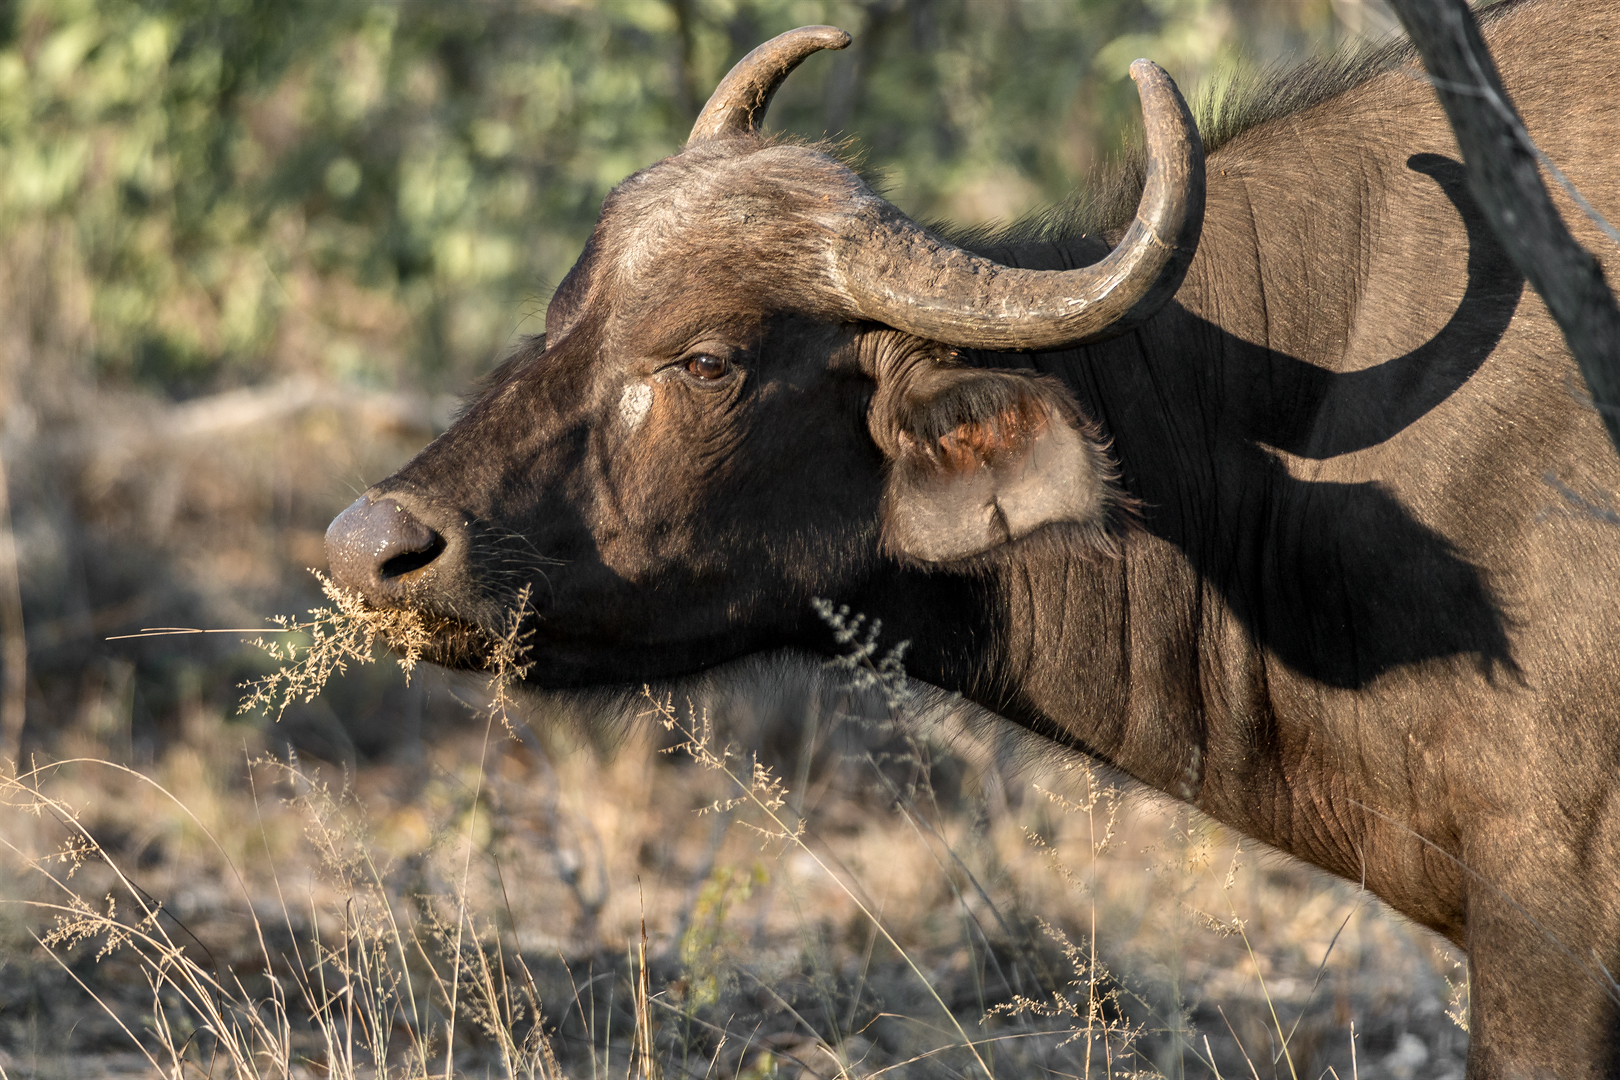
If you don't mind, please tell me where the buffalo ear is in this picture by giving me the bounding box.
[877,366,1119,563]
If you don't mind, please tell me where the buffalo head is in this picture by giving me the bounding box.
[325,26,1205,687]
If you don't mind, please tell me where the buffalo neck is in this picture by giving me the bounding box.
[863,512,1302,866]
[884,154,1442,883]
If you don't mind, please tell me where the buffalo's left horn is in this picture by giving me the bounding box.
[688,25,850,146]
[831,60,1205,350]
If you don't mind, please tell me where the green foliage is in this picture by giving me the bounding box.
[0,0,1353,397]
[679,861,770,1008]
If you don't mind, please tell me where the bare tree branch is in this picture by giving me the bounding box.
[1388,0,1620,455]
[0,442,25,772]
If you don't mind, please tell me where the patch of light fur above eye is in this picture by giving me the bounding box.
[618,382,653,431]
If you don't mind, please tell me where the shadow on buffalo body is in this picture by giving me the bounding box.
[1042,152,1524,689]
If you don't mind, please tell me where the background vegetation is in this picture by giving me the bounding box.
[0,0,1472,1077]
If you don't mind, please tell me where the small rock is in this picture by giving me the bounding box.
[1384,1032,1430,1079]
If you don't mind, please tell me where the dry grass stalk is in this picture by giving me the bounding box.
[0,748,571,1080]
[642,688,998,1080]
[999,759,1162,1077]
[421,895,564,1080]
[0,709,1468,1078]
[631,905,656,1080]
[0,762,302,1078]
[240,573,534,740]
[238,571,446,723]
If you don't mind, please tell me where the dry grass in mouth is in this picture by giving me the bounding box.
[238,572,533,733]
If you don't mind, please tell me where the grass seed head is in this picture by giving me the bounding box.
[240,572,535,735]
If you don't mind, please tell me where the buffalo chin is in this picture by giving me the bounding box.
[368,612,497,674]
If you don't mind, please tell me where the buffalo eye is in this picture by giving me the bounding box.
[685,354,728,380]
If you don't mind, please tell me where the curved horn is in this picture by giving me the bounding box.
[833,60,1205,351]
[688,25,851,146]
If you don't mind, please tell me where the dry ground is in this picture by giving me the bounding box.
[0,657,1469,1079]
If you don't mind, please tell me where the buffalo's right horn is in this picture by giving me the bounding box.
[688,25,851,146]
[831,60,1205,351]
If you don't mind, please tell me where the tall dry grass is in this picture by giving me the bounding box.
[0,620,1469,1078]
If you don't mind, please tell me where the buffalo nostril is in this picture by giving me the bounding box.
[380,531,446,579]
[325,496,447,595]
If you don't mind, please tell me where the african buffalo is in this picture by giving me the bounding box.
[325,1,1620,1072]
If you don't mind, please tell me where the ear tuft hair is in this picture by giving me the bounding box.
[877,364,1122,563]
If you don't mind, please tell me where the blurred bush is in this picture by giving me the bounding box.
[0,0,1379,394]
[0,0,1390,755]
